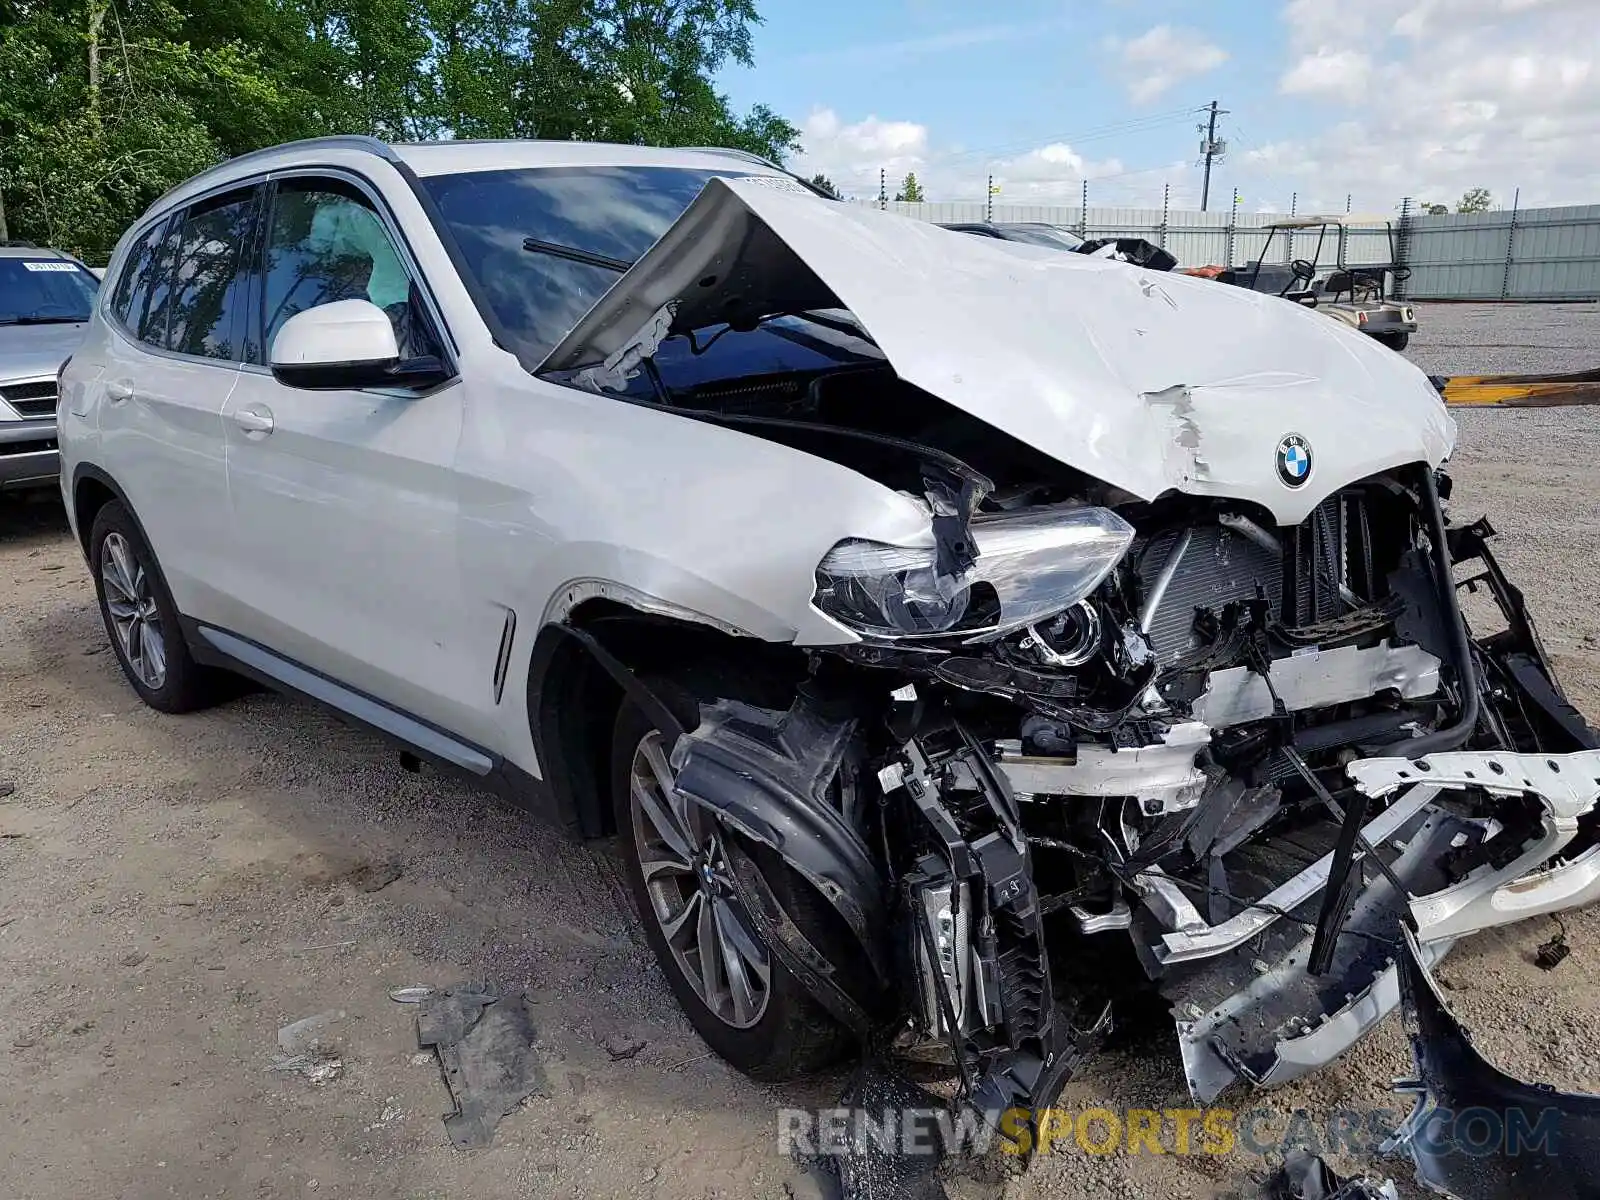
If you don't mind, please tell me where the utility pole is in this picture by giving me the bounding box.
[986,174,993,223]
[878,168,886,211]
[1198,99,1227,212]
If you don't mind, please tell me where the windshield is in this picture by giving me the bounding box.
[0,257,98,325]
[996,224,1084,251]
[423,165,772,364]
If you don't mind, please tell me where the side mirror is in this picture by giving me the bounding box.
[269,299,449,391]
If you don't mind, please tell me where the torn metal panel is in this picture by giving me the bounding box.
[1391,927,1600,1200]
[1191,641,1442,728]
[573,300,678,393]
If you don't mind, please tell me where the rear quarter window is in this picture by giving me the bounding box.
[108,218,178,346]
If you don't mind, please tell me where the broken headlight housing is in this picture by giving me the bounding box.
[814,505,1135,640]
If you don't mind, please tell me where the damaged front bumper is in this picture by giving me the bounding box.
[1389,926,1600,1200]
[1164,752,1600,1107]
[1169,748,1600,1103]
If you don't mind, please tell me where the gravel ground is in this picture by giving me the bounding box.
[1404,300,1599,377]
[1,402,1598,1199]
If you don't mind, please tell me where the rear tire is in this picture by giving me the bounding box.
[1375,331,1410,351]
[611,678,851,1080]
[88,501,223,713]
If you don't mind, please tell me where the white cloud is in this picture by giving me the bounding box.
[1254,0,1600,208]
[1111,25,1228,104]
[790,108,1133,203]
[1279,48,1373,94]
[984,143,1127,201]
[790,108,931,198]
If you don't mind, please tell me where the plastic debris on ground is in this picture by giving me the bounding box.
[1269,1148,1398,1200]
[270,1009,346,1085]
[415,982,545,1149]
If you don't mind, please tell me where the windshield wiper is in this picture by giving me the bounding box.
[0,315,87,326]
[521,237,632,274]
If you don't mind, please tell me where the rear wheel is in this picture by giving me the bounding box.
[1375,331,1410,351]
[611,679,850,1080]
[89,501,223,713]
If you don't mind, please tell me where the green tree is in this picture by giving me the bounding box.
[0,0,798,262]
[1457,187,1492,214]
[1421,202,1449,215]
[893,171,925,203]
[808,172,840,199]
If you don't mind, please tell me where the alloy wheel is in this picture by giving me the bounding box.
[100,531,167,690]
[627,729,772,1028]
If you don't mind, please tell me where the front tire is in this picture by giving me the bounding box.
[89,501,222,713]
[611,680,850,1080]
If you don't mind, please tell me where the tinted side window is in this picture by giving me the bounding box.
[109,219,170,335]
[262,181,434,360]
[136,223,181,347]
[166,187,258,360]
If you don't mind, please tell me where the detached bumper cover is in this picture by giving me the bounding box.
[1391,927,1600,1200]
[1347,749,1600,943]
[1172,749,1600,1103]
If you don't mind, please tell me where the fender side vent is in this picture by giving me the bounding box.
[492,609,517,704]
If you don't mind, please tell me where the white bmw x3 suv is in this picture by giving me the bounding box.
[60,136,1600,1134]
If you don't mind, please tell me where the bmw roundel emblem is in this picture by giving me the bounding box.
[1277,434,1312,487]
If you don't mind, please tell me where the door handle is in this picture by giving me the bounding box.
[233,404,275,438]
[106,382,133,405]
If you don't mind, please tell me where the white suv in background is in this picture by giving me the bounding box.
[59,135,1600,1130]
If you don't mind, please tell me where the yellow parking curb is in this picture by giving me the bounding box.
[1440,369,1600,407]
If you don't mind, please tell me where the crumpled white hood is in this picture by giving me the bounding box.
[542,177,1455,526]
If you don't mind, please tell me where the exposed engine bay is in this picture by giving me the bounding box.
[555,337,1596,1136]
[533,177,1600,1176]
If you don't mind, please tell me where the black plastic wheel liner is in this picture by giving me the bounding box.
[1395,930,1600,1200]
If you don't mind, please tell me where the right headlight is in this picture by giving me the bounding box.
[814,504,1135,641]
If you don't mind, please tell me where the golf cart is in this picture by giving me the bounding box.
[1217,215,1417,351]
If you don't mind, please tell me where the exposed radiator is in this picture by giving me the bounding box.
[1139,494,1373,664]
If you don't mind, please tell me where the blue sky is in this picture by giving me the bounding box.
[719,0,1600,214]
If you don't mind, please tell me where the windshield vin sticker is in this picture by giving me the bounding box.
[21,261,80,272]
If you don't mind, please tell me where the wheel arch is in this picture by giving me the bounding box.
[525,598,810,840]
[70,463,135,557]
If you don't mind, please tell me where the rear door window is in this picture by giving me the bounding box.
[165,186,260,361]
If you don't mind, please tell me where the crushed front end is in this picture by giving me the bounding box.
[671,456,1599,1126]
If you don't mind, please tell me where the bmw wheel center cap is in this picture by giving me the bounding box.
[1277,434,1312,487]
